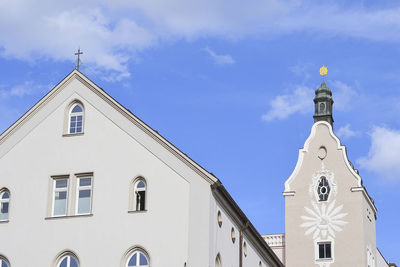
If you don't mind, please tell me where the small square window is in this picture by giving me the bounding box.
[318,243,332,259]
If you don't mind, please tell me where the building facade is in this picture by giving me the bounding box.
[264,78,396,267]
[0,70,283,267]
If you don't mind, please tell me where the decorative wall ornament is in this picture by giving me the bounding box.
[300,160,349,266]
[300,200,348,240]
[309,163,337,202]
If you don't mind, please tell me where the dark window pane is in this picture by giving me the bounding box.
[56,191,67,200]
[60,257,68,267]
[77,115,83,121]
[77,121,82,127]
[319,244,325,258]
[318,177,330,201]
[1,203,9,213]
[2,261,8,267]
[137,181,146,188]
[72,105,83,113]
[56,179,68,188]
[70,127,76,133]
[70,257,78,267]
[79,189,91,198]
[139,191,146,211]
[71,116,76,122]
[80,178,92,186]
[139,253,148,265]
[76,127,82,133]
[128,254,137,266]
[326,244,331,258]
[2,192,9,199]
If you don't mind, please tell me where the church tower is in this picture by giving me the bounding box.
[313,67,334,126]
[283,67,380,267]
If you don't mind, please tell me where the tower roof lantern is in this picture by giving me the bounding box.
[313,66,334,126]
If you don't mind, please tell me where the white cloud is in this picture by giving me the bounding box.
[0,2,155,81]
[203,47,235,65]
[336,124,359,139]
[0,81,47,99]
[289,63,312,80]
[262,79,356,121]
[331,80,357,111]
[0,1,400,79]
[261,85,313,121]
[357,126,400,180]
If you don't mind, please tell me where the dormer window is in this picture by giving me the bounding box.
[317,176,330,201]
[69,103,84,134]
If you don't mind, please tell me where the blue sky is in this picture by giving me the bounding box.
[0,0,400,263]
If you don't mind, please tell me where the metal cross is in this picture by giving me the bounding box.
[75,48,83,70]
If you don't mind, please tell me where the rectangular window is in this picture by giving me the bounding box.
[318,243,332,259]
[0,202,9,221]
[76,176,92,214]
[70,115,83,133]
[53,178,68,216]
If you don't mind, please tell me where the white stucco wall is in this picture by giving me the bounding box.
[0,72,280,267]
[209,201,240,267]
[209,200,271,267]
[284,122,379,267]
[242,236,270,267]
[0,76,214,266]
[376,248,390,267]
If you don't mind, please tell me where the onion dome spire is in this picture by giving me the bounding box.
[313,65,334,125]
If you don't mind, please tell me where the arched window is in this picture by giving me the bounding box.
[134,179,146,211]
[215,253,222,267]
[0,256,10,267]
[317,176,330,201]
[69,103,84,134]
[126,250,149,267]
[57,254,79,267]
[319,102,326,113]
[0,190,10,221]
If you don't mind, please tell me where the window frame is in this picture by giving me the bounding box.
[55,251,79,267]
[0,256,10,267]
[68,103,84,134]
[129,177,148,213]
[215,253,222,267]
[318,242,332,260]
[52,177,69,217]
[125,247,150,267]
[134,179,146,211]
[317,176,330,202]
[0,189,10,222]
[65,101,85,136]
[75,175,93,215]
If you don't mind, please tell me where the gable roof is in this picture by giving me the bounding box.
[0,70,218,184]
[0,69,283,266]
[283,121,377,214]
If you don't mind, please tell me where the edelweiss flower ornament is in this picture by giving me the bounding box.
[300,200,348,240]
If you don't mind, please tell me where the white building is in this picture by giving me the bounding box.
[264,76,397,267]
[0,70,283,267]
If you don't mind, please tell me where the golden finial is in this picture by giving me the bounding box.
[319,65,328,77]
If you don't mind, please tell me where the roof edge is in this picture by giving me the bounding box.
[0,70,218,185]
[211,182,284,267]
